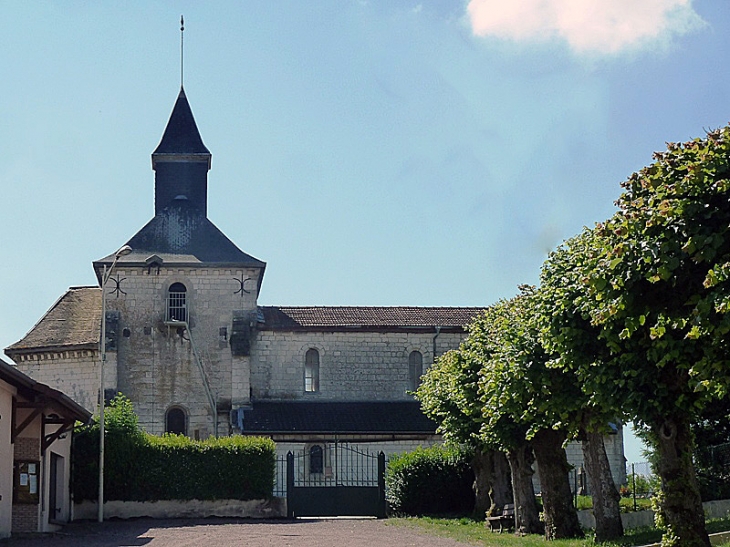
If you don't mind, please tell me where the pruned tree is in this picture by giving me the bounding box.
[417,349,511,518]
[472,291,582,539]
[537,229,625,542]
[541,128,730,546]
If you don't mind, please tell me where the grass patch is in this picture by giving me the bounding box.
[574,495,653,512]
[387,516,730,546]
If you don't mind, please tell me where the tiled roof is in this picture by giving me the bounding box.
[6,287,101,354]
[260,306,484,330]
[242,401,436,434]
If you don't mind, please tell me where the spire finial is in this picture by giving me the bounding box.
[180,15,185,87]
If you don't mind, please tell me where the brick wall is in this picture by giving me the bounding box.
[11,504,37,534]
[12,437,40,533]
[13,437,39,460]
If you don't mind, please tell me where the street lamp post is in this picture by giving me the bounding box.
[98,244,132,523]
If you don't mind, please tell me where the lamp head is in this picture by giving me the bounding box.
[116,245,133,258]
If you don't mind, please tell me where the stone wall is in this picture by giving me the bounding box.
[13,350,99,413]
[577,499,730,531]
[250,330,464,401]
[73,498,286,520]
[107,265,261,436]
[533,429,627,494]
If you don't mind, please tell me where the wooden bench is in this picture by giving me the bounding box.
[486,503,515,533]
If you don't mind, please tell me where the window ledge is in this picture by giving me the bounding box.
[164,320,188,328]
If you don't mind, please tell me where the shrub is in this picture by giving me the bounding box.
[385,445,474,516]
[72,394,276,502]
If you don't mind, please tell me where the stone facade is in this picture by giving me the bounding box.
[11,350,99,413]
[4,84,628,508]
[250,330,462,401]
[105,265,260,436]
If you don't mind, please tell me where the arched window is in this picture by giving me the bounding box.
[309,445,324,475]
[166,407,187,435]
[167,282,187,322]
[409,351,423,391]
[305,348,320,392]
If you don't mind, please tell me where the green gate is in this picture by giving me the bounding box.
[286,443,386,518]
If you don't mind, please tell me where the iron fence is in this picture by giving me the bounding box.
[274,454,288,497]
[696,442,730,501]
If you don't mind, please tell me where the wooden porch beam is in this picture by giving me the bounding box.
[42,418,75,452]
[12,406,43,443]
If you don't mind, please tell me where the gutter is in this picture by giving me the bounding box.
[432,325,442,362]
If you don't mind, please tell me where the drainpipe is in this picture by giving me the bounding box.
[432,326,442,364]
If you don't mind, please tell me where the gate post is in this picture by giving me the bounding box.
[377,451,386,519]
[286,451,294,518]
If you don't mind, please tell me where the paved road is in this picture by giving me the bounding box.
[1,518,475,547]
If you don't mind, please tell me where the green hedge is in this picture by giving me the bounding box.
[72,395,276,502]
[385,445,474,516]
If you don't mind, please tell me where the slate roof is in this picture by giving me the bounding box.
[242,401,437,434]
[93,201,266,271]
[95,86,264,274]
[152,86,211,158]
[260,306,484,330]
[6,287,101,355]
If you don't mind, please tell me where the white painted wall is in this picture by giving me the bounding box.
[0,380,16,539]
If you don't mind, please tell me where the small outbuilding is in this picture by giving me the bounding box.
[0,357,91,538]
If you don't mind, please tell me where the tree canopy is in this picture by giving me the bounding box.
[538,127,730,546]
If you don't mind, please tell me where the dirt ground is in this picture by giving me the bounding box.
[1,518,476,547]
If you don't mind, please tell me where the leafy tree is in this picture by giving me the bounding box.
[72,393,145,501]
[542,128,730,546]
[473,291,581,539]
[537,230,625,542]
[417,350,511,518]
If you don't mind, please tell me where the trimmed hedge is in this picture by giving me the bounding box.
[72,395,276,502]
[385,445,474,516]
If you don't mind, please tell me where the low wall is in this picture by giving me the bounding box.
[73,497,286,520]
[577,499,730,531]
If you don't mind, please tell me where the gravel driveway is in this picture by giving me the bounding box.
[1,518,476,547]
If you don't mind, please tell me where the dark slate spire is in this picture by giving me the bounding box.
[153,87,210,158]
[152,87,212,216]
[94,85,266,276]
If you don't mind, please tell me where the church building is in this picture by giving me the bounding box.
[5,87,626,486]
[6,87,481,452]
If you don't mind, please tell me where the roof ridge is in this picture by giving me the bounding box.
[262,305,485,309]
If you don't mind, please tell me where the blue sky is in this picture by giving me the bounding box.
[1,1,725,462]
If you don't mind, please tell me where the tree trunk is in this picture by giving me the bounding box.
[506,443,542,535]
[472,449,493,518]
[492,450,512,510]
[472,449,512,518]
[581,429,623,542]
[532,428,584,540]
[653,415,710,547]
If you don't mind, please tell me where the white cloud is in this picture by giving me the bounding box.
[467,0,705,55]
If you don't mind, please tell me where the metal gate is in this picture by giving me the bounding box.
[286,443,386,518]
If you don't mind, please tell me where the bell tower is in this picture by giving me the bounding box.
[151,87,212,217]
